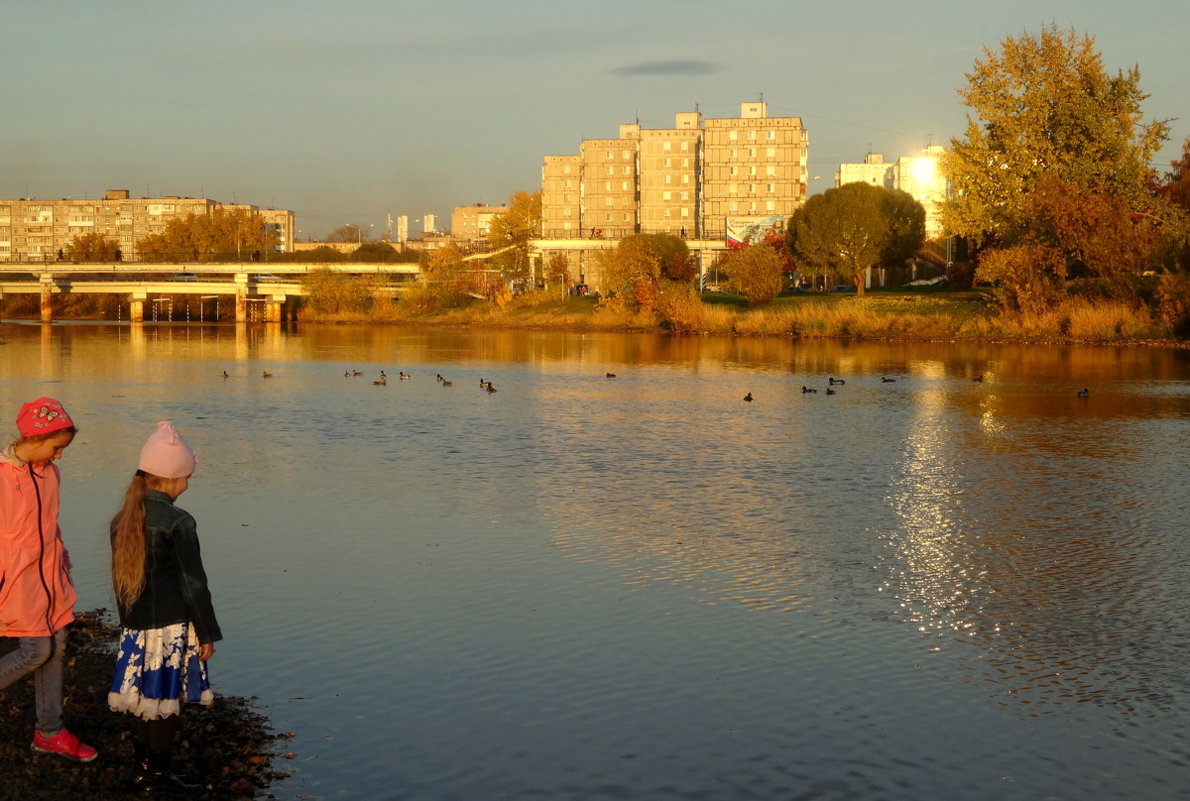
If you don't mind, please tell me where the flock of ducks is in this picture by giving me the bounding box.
[228,368,1094,402]
[744,375,1093,402]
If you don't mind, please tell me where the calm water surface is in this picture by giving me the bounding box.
[2,322,1189,801]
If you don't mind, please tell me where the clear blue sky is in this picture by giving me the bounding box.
[3,1,1186,239]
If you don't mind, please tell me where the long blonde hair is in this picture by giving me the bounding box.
[110,471,171,610]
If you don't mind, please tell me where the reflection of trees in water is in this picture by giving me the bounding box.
[885,395,1187,716]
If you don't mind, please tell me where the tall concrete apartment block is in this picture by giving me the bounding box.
[542,101,807,242]
[0,189,295,262]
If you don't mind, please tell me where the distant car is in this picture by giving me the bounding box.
[250,273,283,282]
[170,272,199,281]
[827,284,855,293]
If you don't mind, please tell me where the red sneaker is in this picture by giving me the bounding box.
[31,728,98,762]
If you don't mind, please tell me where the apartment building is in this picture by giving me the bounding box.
[0,189,295,262]
[541,101,808,242]
[836,146,947,238]
[451,204,509,243]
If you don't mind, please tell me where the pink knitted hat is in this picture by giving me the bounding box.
[16,397,75,438]
[138,421,197,479]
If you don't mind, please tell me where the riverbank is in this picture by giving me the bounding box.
[0,611,288,800]
[301,289,1188,347]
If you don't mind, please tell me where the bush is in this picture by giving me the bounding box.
[654,281,703,332]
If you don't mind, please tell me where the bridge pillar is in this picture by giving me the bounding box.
[39,274,54,322]
[129,290,148,323]
[265,294,287,322]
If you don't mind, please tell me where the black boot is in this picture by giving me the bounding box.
[134,751,203,795]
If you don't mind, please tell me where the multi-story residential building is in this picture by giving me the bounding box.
[541,101,808,243]
[451,204,509,244]
[836,146,947,239]
[0,189,295,262]
[835,153,895,189]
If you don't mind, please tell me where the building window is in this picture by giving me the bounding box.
[606,166,614,175]
[680,208,689,217]
[767,184,775,193]
[624,166,631,175]
[766,165,776,176]
[663,141,672,151]
[766,201,776,211]
[564,208,572,217]
[563,166,571,174]
[729,166,737,176]
[749,148,756,157]
[749,166,757,176]
[622,181,630,191]
[622,150,631,159]
[729,183,738,194]
[729,131,738,141]
[748,184,755,193]
[664,175,672,184]
[605,198,614,206]
[606,150,613,159]
[663,191,672,201]
[729,201,738,212]
[680,141,689,151]
[767,130,776,140]
[605,181,613,190]
[766,148,776,158]
[748,130,756,140]
[681,175,689,184]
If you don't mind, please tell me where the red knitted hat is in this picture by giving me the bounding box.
[16,397,75,438]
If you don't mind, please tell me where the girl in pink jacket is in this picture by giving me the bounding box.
[0,397,97,762]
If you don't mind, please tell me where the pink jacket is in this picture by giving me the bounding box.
[0,452,77,637]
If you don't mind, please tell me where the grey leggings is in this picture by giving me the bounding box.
[0,628,66,732]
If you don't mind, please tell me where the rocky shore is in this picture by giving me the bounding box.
[0,610,289,800]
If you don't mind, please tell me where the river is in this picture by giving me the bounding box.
[2,321,1188,800]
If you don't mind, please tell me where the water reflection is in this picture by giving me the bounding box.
[3,320,1189,800]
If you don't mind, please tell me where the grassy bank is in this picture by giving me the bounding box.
[301,288,1183,345]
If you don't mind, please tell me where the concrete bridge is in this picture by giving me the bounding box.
[0,262,419,322]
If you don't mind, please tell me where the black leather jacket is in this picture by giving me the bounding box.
[114,489,222,644]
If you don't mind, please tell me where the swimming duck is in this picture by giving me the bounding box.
[436,374,444,382]
[1077,388,1090,398]
[485,384,497,393]
[223,370,229,378]
[744,392,753,402]
[399,372,410,380]
[973,374,984,383]
[881,376,896,383]
[606,372,617,378]
[829,377,845,385]
[479,379,491,388]
[262,371,273,379]
[352,370,364,376]
[801,386,817,394]
[442,380,453,387]
[826,387,836,395]
[373,378,387,386]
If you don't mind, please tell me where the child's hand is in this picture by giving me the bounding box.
[198,643,216,661]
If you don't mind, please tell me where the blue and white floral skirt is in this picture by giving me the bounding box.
[108,621,213,721]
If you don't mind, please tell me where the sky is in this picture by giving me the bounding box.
[3,1,1187,240]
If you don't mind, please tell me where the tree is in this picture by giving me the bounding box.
[722,244,785,307]
[487,191,541,289]
[786,182,894,296]
[65,232,120,262]
[136,209,280,262]
[941,24,1169,247]
[328,224,368,243]
[545,252,572,297]
[350,241,399,262]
